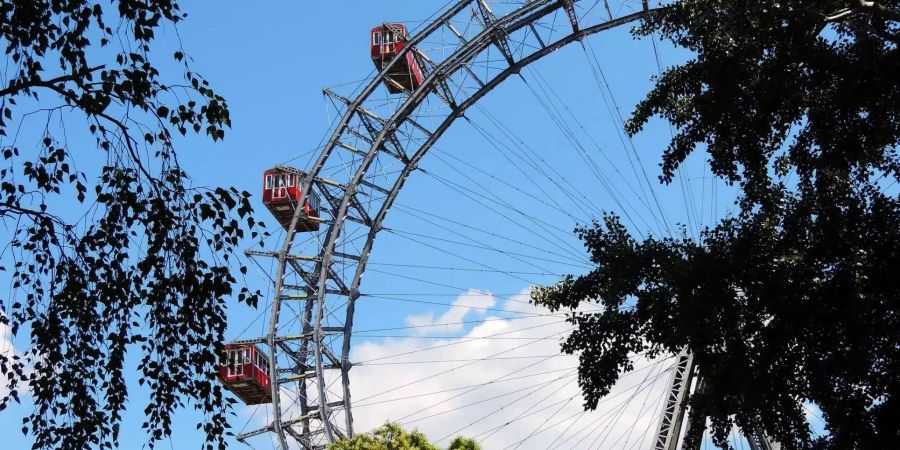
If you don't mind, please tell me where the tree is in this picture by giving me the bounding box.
[447,436,482,450]
[327,423,481,450]
[0,1,263,449]
[533,1,899,449]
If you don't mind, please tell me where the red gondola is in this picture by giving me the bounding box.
[371,23,425,93]
[219,343,272,405]
[262,166,322,232]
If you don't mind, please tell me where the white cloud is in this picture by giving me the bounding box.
[347,288,672,449]
[404,290,496,335]
[237,288,674,449]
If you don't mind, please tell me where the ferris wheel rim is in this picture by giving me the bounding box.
[255,1,658,448]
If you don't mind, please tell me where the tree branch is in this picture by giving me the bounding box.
[825,7,857,21]
[826,1,900,22]
[0,66,105,99]
[1,202,69,230]
[857,0,900,21]
[36,82,162,191]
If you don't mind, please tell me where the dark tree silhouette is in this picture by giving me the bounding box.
[534,1,900,449]
[0,1,263,449]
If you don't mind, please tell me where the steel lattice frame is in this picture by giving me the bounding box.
[237,2,789,449]
[239,1,659,448]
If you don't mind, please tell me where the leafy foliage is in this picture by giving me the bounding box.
[534,1,899,449]
[0,1,263,449]
[327,423,480,450]
[447,436,482,450]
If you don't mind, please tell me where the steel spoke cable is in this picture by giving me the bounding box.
[351,313,569,333]
[507,394,582,450]
[803,403,826,438]
[647,33,703,237]
[517,54,634,211]
[363,293,608,316]
[528,6,562,30]
[362,293,550,314]
[563,386,662,449]
[526,62,655,217]
[393,202,590,266]
[469,104,602,222]
[521,68,662,234]
[608,356,669,448]
[585,372,663,449]
[581,39,673,237]
[358,362,574,428]
[352,366,579,409]
[469,109,608,228]
[557,358,673,449]
[356,336,566,342]
[367,261,557,276]
[417,165,588,259]
[462,351,663,444]
[439,384,578,445]
[611,383,671,450]
[390,218,565,279]
[385,226,590,269]
[365,268,534,300]
[624,374,672,450]
[363,269,608,313]
[469,393,582,444]
[385,228,558,283]
[237,397,264,436]
[351,326,573,402]
[363,267,544,307]
[400,370,580,428]
[352,321,572,366]
[422,113,592,239]
[403,360,580,431]
[517,70,658,238]
[483,353,667,447]
[417,166,588,261]
[237,257,278,339]
[364,292,542,296]
[430,147,587,225]
[462,370,586,443]
[448,115,593,223]
[586,357,669,449]
[545,408,591,449]
[391,205,591,269]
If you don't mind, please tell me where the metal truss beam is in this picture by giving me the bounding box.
[323,87,412,161]
[748,432,782,450]
[561,0,580,34]
[649,350,785,450]
[652,347,696,450]
[316,183,369,227]
[528,23,547,48]
[255,1,660,447]
[475,0,517,66]
[414,51,460,108]
[354,116,409,162]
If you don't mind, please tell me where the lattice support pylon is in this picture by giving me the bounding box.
[652,347,697,450]
[748,433,782,450]
[650,347,783,450]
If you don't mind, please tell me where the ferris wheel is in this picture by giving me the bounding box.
[218,1,809,449]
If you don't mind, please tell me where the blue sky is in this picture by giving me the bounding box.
[0,1,820,448]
